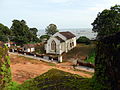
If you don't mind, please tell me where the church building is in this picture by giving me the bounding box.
[45,31,76,56]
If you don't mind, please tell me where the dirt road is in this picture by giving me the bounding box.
[10,54,93,84]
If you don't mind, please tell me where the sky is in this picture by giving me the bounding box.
[0,0,120,29]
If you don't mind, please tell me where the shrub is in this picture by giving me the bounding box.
[77,36,91,44]
[39,35,50,42]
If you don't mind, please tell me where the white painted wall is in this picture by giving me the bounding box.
[46,37,61,54]
[45,32,76,55]
[24,48,35,52]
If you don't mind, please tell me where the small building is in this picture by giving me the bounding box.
[45,31,76,62]
[23,44,36,52]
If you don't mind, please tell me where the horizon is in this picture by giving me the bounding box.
[0,0,120,29]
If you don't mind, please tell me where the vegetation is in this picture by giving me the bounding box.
[0,45,12,89]
[63,44,95,61]
[85,50,95,64]
[8,69,93,90]
[92,5,120,38]
[10,20,40,45]
[39,34,50,42]
[0,23,11,42]
[35,43,46,54]
[77,36,91,45]
[92,5,120,90]
[45,24,59,36]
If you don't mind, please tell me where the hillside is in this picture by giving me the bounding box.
[10,69,92,90]
[63,44,95,62]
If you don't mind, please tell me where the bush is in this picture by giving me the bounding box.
[35,43,46,54]
[77,36,91,44]
[39,35,50,42]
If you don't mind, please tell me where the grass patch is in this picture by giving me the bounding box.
[9,69,93,90]
[48,63,56,66]
[63,44,96,61]
[85,51,95,64]
[5,82,20,90]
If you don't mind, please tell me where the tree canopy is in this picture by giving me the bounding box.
[92,5,120,38]
[77,36,90,44]
[0,23,11,42]
[10,19,39,45]
[45,24,59,36]
[39,34,50,42]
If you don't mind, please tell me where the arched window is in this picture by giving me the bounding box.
[51,40,56,51]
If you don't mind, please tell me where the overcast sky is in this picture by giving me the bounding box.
[0,0,120,29]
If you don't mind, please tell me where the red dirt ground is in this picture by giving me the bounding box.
[10,53,93,84]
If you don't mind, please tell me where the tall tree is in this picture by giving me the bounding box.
[10,20,39,45]
[10,20,29,45]
[92,5,120,38]
[45,24,59,36]
[0,23,11,42]
[29,28,38,35]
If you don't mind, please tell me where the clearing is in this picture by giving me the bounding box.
[10,53,93,84]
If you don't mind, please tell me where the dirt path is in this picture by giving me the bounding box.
[10,53,93,84]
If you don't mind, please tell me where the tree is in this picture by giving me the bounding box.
[76,36,90,44]
[39,35,50,42]
[10,20,39,45]
[0,23,11,42]
[10,20,29,45]
[29,28,38,35]
[92,5,120,38]
[45,24,59,36]
[29,28,39,43]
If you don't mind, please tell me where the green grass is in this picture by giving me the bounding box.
[85,51,95,64]
[63,44,96,62]
[7,69,93,90]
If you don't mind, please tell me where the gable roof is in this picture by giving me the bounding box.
[59,31,76,39]
[55,36,65,42]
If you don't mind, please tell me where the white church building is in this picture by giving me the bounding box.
[45,31,76,62]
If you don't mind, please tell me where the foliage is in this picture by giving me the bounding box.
[45,24,59,36]
[77,36,91,44]
[35,43,46,54]
[0,23,11,42]
[63,44,96,61]
[5,82,19,90]
[10,19,39,45]
[39,34,50,42]
[92,5,120,38]
[0,46,12,89]
[85,51,95,64]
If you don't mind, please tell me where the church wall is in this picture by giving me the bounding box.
[46,37,61,54]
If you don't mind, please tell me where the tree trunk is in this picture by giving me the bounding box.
[94,32,120,90]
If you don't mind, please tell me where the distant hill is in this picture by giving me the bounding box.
[15,69,92,90]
